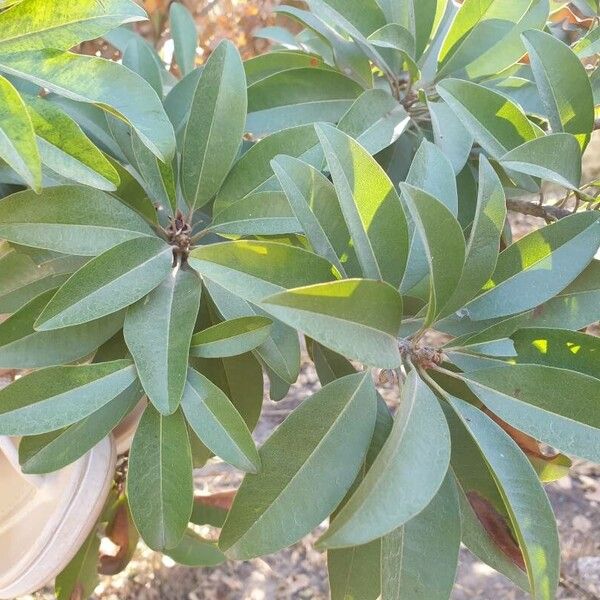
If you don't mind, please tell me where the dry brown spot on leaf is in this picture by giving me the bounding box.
[99,502,135,576]
[467,491,526,571]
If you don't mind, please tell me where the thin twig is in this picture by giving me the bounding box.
[506,198,573,221]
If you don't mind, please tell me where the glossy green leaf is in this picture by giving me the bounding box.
[181,40,246,210]
[220,373,377,559]
[246,68,362,136]
[270,154,358,277]
[124,266,201,415]
[170,2,197,76]
[35,237,173,330]
[263,279,403,369]
[461,364,600,462]
[464,212,600,320]
[522,29,594,149]
[0,0,146,52]
[0,185,155,256]
[0,289,124,368]
[127,405,193,551]
[437,78,537,160]
[316,123,409,287]
[0,74,40,190]
[181,368,260,473]
[400,184,465,326]
[512,327,599,378]
[437,0,548,80]
[500,133,582,189]
[166,530,226,567]
[18,381,143,474]
[189,240,338,305]
[190,316,272,359]
[318,370,451,548]
[211,192,300,236]
[0,359,136,435]
[0,49,176,161]
[24,95,120,191]
[443,156,506,314]
[316,0,385,36]
[446,395,560,599]
[381,472,461,600]
[213,124,320,214]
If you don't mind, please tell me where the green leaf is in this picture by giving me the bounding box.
[464,212,600,320]
[274,5,373,89]
[166,530,226,567]
[263,279,403,369]
[24,95,120,191]
[573,25,600,58]
[443,156,506,314]
[512,327,600,378]
[122,36,163,98]
[529,260,600,330]
[213,124,320,214]
[0,74,40,190]
[244,51,330,86]
[219,372,377,559]
[316,123,409,287]
[189,240,338,305]
[211,191,300,236]
[328,539,381,600]
[318,370,450,548]
[428,99,474,174]
[246,68,362,136]
[0,0,146,52]
[404,139,458,214]
[461,364,600,463]
[337,88,410,156]
[170,3,197,76]
[192,351,264,433]
[500,133,582,189]
[124,266,201,415]
[446,395,560,599]
[0,359,136,435]
[437,78,537,160]
[204,278,301,385]
[0,289,124,368]
[270,154,358,277]
[181,368,260,473]
[54,530,100,600]
[190,316,272,358]
[381,472,461,600]
[522,29,595,149]
[35,237,173,331]
[130,131,177,214]
[127,405,193,551]
[0,49,176,161]
[314,0,386,36]
[0,185,155,256]
[18,381,143,474]
[400,184,465,326]
[436,0,548,80]
[181,40,246,210]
